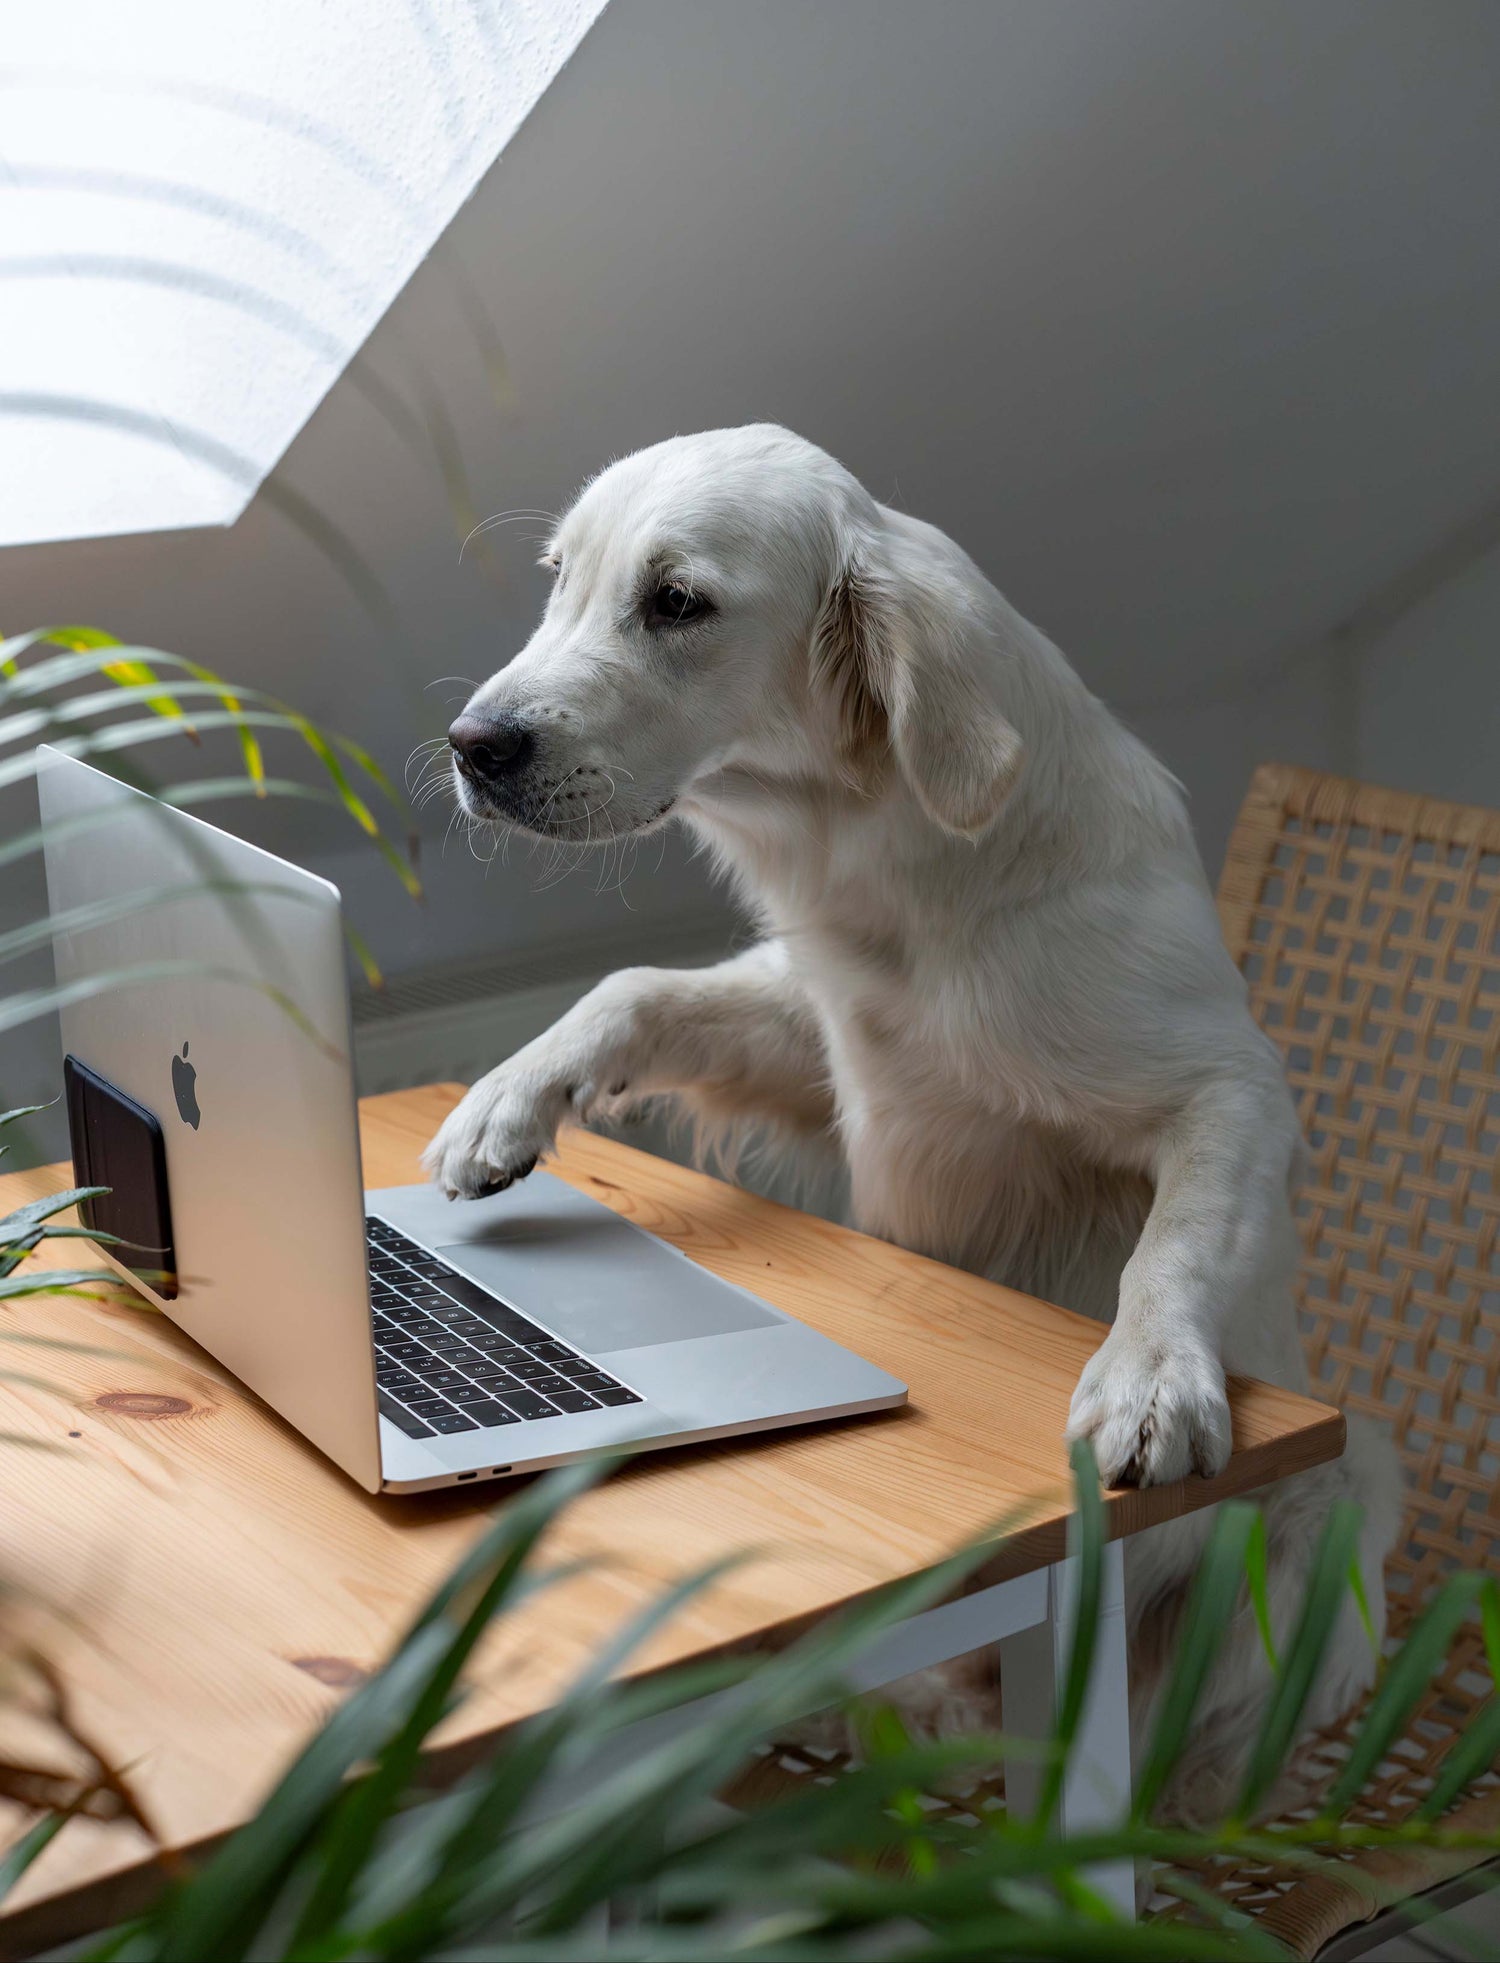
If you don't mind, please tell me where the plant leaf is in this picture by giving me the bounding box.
[0,1811,66,1904]
[100,656,193,734]
[1235,1500,1364,1821]
[498,1533,1015,1940]
[1034,1438,1104,1829]
[1245,1508,1279,1672]
[0,962,345,1057]
[1347,1550,1379,1658]
[0,623,121,678]
[1417,1696,1500,1825]
[343,920,384,990]
[1132,1502,1259,1821]
[0,878,330,971]
[0,780,344,877]
[1322,1570,1490,1820]
[21,710,422,901]
[0,674,315,751]
[0,1267,121,1299]
[1,1187,108,1235]
[364,1553,754,1959]
[284,1460,608,1951]
[154,1623,457,1963]
[1481,1579,1500,1692]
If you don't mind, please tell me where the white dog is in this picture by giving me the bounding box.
[426,425,1400,1821]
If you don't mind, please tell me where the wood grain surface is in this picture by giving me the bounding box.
[0,1084,1345,1947]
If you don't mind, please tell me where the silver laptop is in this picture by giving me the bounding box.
[38,748,905,1493]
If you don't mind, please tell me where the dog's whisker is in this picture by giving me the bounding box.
[616,835,640,909]
[458,509,561,562]
[410,756,453,798]
[410,767,450,802]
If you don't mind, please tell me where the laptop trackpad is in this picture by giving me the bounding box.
[409,1171,779,1355]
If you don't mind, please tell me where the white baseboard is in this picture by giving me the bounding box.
[350,916,735,1095]
[354,973,601,1093]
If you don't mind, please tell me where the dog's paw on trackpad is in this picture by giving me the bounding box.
[1066,1332,1232,1488]
[421,1067,557,1202]
[473,1157,537,1199]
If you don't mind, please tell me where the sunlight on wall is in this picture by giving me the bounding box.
[0,0,607,548]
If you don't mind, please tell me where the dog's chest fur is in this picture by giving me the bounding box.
[690,775,1172,1323]
[762,885,1151,1321]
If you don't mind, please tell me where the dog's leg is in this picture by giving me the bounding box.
[424,941,832,1199]
[1066,1073,1302,1487]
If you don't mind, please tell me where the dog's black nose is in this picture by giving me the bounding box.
[448,712,533,782]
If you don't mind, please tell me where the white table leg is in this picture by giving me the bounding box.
[1000,1539,1134,1919]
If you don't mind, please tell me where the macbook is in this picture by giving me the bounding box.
[38,747,906,1492]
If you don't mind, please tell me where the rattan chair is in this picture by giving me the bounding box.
[726,762,1500,1957]
[1188,762,1500,1955]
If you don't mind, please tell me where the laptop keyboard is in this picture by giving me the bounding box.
[366,1217,642,1439]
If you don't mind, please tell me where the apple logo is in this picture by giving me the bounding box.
[171,1041,201,1130]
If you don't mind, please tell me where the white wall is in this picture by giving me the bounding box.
[4,0,1499,1161]
[1355,540,1500,810]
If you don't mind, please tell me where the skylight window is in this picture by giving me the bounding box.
[0,0,606,547]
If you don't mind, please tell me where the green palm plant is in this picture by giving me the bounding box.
[0,616,417,1245]
[0,1447,1492,1960]
[0,620,420,1827]
[1,615,419,1277]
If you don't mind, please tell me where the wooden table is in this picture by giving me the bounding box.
[0,1084,1345,1951]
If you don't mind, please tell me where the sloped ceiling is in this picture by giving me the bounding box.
[0,0,608,546]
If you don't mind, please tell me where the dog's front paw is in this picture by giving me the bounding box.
[422,1066,564,1201]
[1066,1330,1231,1487]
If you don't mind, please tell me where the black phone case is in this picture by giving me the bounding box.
[63,1055,178,1299]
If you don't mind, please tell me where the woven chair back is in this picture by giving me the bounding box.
[1218,764,1500,1626]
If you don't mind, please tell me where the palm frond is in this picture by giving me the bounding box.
[1,629,421,896]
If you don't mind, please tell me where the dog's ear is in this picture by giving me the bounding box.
[809,562,890,790]
[811,548,1024,835]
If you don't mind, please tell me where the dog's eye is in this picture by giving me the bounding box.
[649,582,710,626]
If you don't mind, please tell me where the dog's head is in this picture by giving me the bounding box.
[448,424,1024,842]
